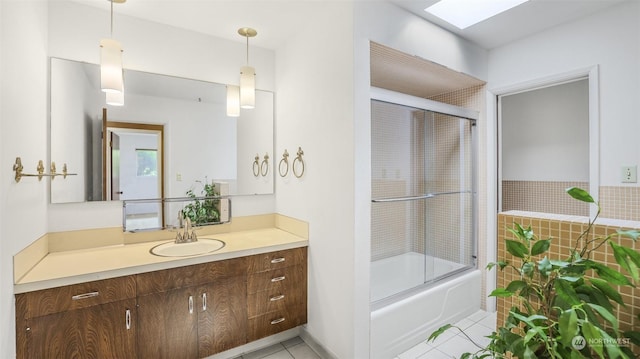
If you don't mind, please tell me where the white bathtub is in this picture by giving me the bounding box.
[370,252,481,359]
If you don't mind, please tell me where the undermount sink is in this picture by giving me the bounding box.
[150,238,226,257]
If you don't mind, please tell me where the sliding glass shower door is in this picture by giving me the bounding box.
[370,93,477,304]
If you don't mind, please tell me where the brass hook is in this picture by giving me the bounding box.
[293,147,305,178]
[278,149,289,177]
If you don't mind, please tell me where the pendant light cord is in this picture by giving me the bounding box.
[110,0,114,38]
[245,35,249,65]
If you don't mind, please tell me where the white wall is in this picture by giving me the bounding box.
[273,2,488,357]
[501,79,590,181]
[47,0,277,232]
[0,2,49,357]
[352,3,488,357]
[489,0,640,187]
[275,3,356,358]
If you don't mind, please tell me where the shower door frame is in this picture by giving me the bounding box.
[370,86,480,304]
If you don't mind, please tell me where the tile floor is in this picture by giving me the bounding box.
[396,310,497,359]
[237,310,496,359]
[235,336,321,359]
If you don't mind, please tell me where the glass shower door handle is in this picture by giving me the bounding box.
[371,190,472,203]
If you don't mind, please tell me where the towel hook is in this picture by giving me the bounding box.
[252,154,260,177]
[261,153,270,177]
[278,149,289,177]
[293,147,305,178]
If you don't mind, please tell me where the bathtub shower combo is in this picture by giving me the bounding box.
[370,88,481,358]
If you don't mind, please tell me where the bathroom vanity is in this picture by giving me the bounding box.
[14,225,308,359]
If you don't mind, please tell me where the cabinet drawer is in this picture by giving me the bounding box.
[137,257,246,295]
[247,305,307,342]
[247,284,305,318]
[16,276,136,319]
[247,264,306,294]
[247,247,307,273]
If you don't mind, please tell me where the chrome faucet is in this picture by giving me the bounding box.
[175,211,198,243]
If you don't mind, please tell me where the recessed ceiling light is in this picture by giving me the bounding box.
[425,0,530,29]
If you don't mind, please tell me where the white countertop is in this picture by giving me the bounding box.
[15,228,308,294]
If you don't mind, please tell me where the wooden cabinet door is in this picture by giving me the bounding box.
[26,299,136,359]
[197,275,248,357]
[137,287,198,359]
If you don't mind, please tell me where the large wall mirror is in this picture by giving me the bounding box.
[50,57,274,206]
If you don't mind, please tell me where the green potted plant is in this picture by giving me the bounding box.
[429,187,640,358]
[182,179,220,226]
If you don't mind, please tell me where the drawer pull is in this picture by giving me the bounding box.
[71,291,99,300]
[188,295,194,314]
[202,293,207,311]
[270,317,286,325]
[125,309,131,330]
[270,257,286,264]
[271,276,286,282]
[270,294,285,302]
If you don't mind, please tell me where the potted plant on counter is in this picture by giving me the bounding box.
[183,179,220,226]
[429,187,640,358]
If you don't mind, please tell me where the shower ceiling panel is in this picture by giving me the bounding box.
[370,41,485,99]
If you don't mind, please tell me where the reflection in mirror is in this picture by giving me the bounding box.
[50,57,274,204]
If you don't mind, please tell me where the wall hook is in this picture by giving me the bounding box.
[261,153,270,177]
[278,149,289,177]
[252,154,260,177]
[293,147,305,178]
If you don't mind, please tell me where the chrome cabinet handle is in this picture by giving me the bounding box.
[270,257,286,264]
[270,317,286,325]
[188,295,194,314]
[72,291,99,300]
[125,309,131,330]
[202,293,207,311]
[270,294,285,302]
[271,276,286,282]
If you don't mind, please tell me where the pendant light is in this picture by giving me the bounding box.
[100,0,125,94]
[238,27,257,109]
[226,85,240,117]
[106,77,124,106]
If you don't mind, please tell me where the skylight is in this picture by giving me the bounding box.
[425,0,530,29]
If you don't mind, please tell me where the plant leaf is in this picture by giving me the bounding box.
[585,260,632,286]
[487,260,508,271]
[566,187,595,203]
[531,239,551,256]
[610,242,639,281]
[523,328,538,344]
[582,321,605,358]
[617,229,640,241]
[505,280,528,293]
[555,277,581,306]
[427,324,452,342]
[538,256,552,278]
[586,303,619,335]
[558,309,579,346]
[489,288,514,297]
[522,261,535,278]
[623,330,640,346]
[590,277,625,306]
[506,239,528,259]
[523,345,537,359]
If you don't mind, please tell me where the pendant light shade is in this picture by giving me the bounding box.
[100,38,124,94]
[240,65,255,109]
[106,86,124,106]
[238,27,257,110]
[226,85,240,117]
